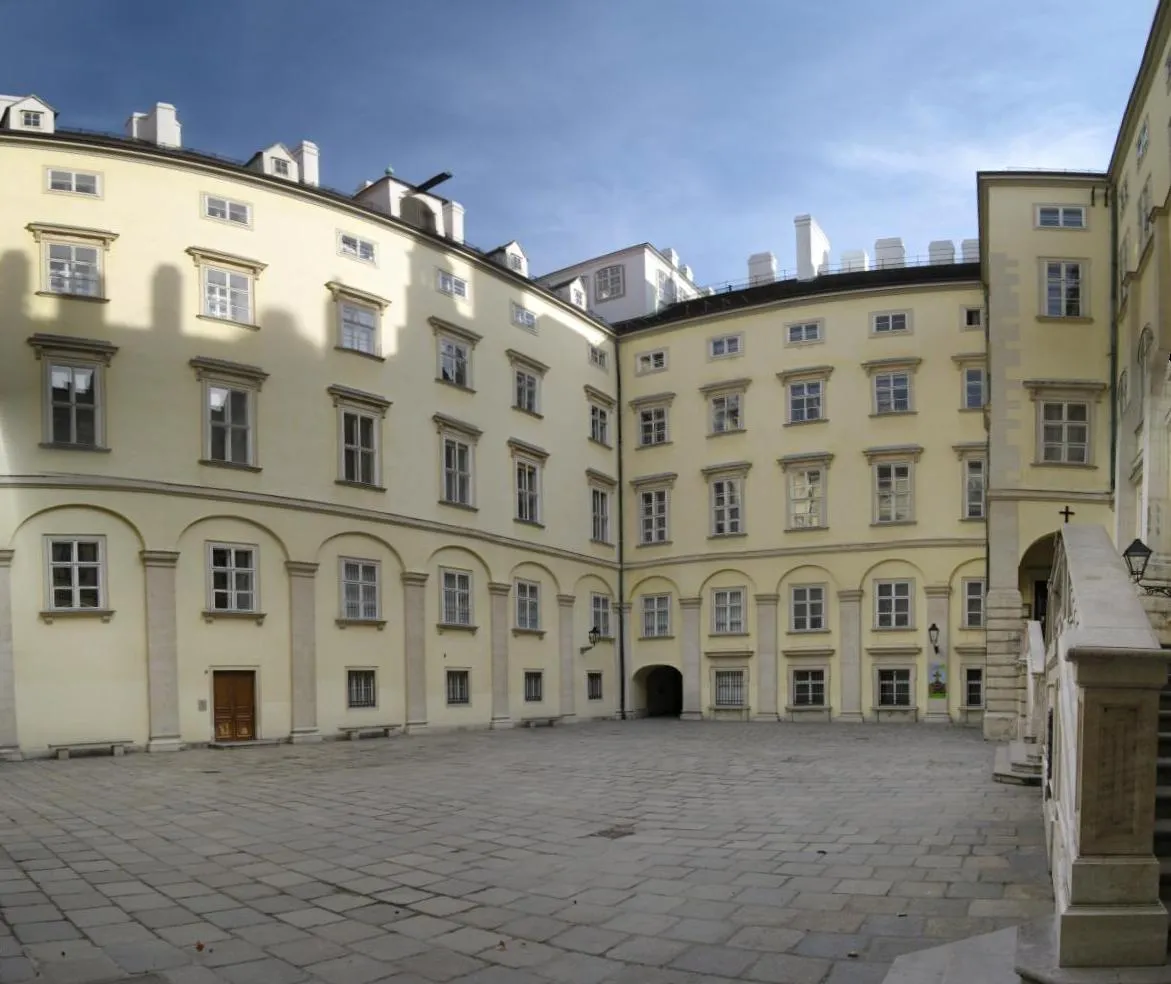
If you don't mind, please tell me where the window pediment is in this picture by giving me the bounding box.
[778,451,833,471]
[782,647,834,659]
[863,444,924,462]
[189,356,268,387]
[27,222,118,247]
[952,441,986,459]
[584,384,615,407]
[951,352,987,368]
[325,281,390,310]
[429,316,482,346]
[327,384,391,415]
[700,377,752,396]
[27,333,118,365]
[1023,379,1107,402]
[507,437,549,461]
[630,471,677,490]
[186,246,266,276]
[586,468,617,487]
[433,412,482,440]
[702,460,752,479]
[867,645,923,658]
[777,364,834,384]
[628,391,675,410]
[862,356,922,375]
[506,349,549,375]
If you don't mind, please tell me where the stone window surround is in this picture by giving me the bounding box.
[788,583,830,634]
[630,471,677,548]
[961,577,987,629]
[28,222,120,302]
[514,578,543,636]
[1034,203,1089,231]
[27,333,119,452]
[185,245,267,329]
[953,441,987,522]
[1037,256,1091,322]
[438,567,476,633]
[336,230,377,265]
[700,377,751,435]
[630,391,675,448]
[202,192,253,228]
[326,280,390,360]
[445,667,473,705]
[434,413,481,510]
[785,655,832,716]
[703,460,751,539]
[778,364,833,425]
[863,356,921,416]
[870,309,913,336]
[709,662,751,712]
[869,651,920,719]
[956,645,987,710]
[336,556,385,629]
[952,352,988,411]
[708,332,744,360]
[864,444,923,526]
[190,356,269,472]
[40,534,113,623]
[508,349,549,419]
[509,438,548,528]
[44,166,103,198]
[784,318,825,346]
[431,315,482,391]
[203,540,265,624]
[586,468,617,546]
[871,579,916,631]
[1023,379,1106,467]
[346,666,379,708]
[778,451,833,532]
[635,347,669,376]
[640,591,673,638]
[960,305,984,331]
[585,384,616,447]
[709,585,749,637]
[328,384,391,491]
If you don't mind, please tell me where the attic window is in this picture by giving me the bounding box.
[508,254,523,272]
[272,158,290,177]
[572,287,586,309]
[22,110,43,128]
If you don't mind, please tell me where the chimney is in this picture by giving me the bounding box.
[443,201,465,244]
[928,240,955,264]
[748,252,777,285]
[681,264,693,283]
[961,238,979,263]
[874,237,905,269]
[840,249,870,272]
[126,102,181,148]
[795,215,831,280]
[662,247,680,268]
[291,141,319,186]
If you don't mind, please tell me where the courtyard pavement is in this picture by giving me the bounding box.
[0,721,1052,984]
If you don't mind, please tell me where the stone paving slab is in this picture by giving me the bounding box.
[0,721,1050,982]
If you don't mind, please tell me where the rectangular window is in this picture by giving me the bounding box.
[507,253,523,272]
[438,337,470,387]
[204,195,250,225]
[878,668,912,706]
[514,370,539,413]
[587,671,603,701]
[515,580,540,630]
[516,460,540,523]
[642,594,671,637]
[209,544,256,612]
[204,266,252,323]
[442,437,473,504]
[875,462,913,523]
[637,350,667,374]
[714,670,745,708]
[446,669,470,705]
[524,671,544,703]
[339,302,378,355]
[963,368,987,409]
[207,385,252,465]
[46,242,100,297]
[711,393,742,433]
[341,410,378,486]
[46,538,103,610]
[789,468,823,529]
[339,233,376,263]
[1044,261,1083,317]
[875,580,912,629]
[793,669,825,707]
[591,487,611,543]
[711,478,743,536]
[272,158,290,177]
[963,579,986,628]
[340,559,379,621]
[441,570,472,626]
[49,363,98,446]
[1139,180,1153,241]
[588,344,608,370]
[1137,118,1150,161]
[571,286,586,308]
[1041,401,1089,463]
[789,380,822,423]
[437,270,469,298]
[964,667,984,708]
[22,110,43,128]
[873,312,908,334]
[712,588,745,634]
[791,585,825,632]
[589,403,610,445]
[639,407,668,446]
[964,307,983,329]
[47,169,99,196]
[874,372,911,414]
[590,594,612,638]
[787,321,821,344]
[709,333,742,358]
[595,264,625,300]
[1037,205,1086,229]
[347,669,376,708]
[965,458,986,519]
[512,303,537,331]
[639,489,669,544]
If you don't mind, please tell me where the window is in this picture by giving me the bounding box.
[46,242,101,297]
[437,336,471,387]
[441,570,472,626]
[208,544,256,613]
[272,157,290,177]
[965,458,986,519]
[639,489,669,544]
[874,372,911,414]
[595,264,625,301]
[642,594,671,637]
[639,407,669,446]
[1044,261,1083,317]
[524,671,544,702]
[587,672,604,701]
[710,393,742,433]
[572,286,586,308]
[791,585,825,632]
[1137,117,1150,162]
[874,462,913,523]
[590,594,612,638]
[591,487,611,543]
[512,303,537,331]
[1139,180,1153,242]
[878,668,912,707]
[512,370,541,415]
[1040,401,1089,463]
[875,580,912,629]
[442,436,473,505]
[204,195,250,226]
[793,669,826,707]
[47,169,99,196]
[637,350,668,375]
[47,363,99,447]
[1037,206,1086,229]
[588,344,608,370]
[347,670,376,708]
[789,380,822,423]
[508,253,524,272]
[22,110,43,128]
[710,478,743,536]
[787,321,822,344]
[516,580,540,630]
[335,233,375,264]
[963,368,987,410]
[515,458,542,524]
[437,270,468,298]
[446,669,470,705]
[964,307,983,329]
[339,302,378,355]
[656,270,676,306]
[589,403,610,445]
[206,385,252,466]
[712,588,745,634]
[714,670,745,708]
[340,560,379,621]
[204,266,253,324]
[963,579,986,628]
[341,409,378,486]
[964,668,984,708]
[873,312,908,334]
[46,538,103,610]
[709,334,742,358]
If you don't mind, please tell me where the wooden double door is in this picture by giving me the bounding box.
[213,671,255,741]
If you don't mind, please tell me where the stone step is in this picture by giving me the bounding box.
[992,744,1042,787]
[207,738,284,750]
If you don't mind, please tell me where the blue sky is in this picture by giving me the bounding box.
[4,0,1156,287]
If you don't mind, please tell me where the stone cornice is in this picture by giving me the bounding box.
[140,550,180,568]
[433,413,482,440]
[189,356,269,386]
[325,280,390,309]
[429,315,482,346]
[185,245,266,275]
[27,333,119,365]
[327,384,391,414]
[506,349,550,375]
[27,221,118,246]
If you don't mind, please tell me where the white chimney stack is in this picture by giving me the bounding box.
[840,249,870,272]
[126,102,181,148]
[961,238,979,263]
[874,237,905,269]
[291,141,319,187]
[928,240,956,264]
[748,252,777,286]
[795,215,831,280]
[443,201,465,244]
[663,247,680,269]
[681,264,693,283]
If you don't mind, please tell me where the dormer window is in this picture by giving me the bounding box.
[508,254,523,272]
[22,110,43,128]
[272,158,290,178]
[572,287,586,308]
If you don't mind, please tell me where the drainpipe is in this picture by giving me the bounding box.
[1108,181,1119,497]
[615,331,627,719]
[983,279,991,589]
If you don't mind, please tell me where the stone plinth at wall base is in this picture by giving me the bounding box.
[924,707,951,723]
[288,730,323,744]
[836,710,864,723]
[404,721,427,735]
[1015,916,1171,982]
[490,717,514,730]
[679,711,703,721]
[751,713,781,722]
[0,746,23,762]
[982,710,1017,741]
[1056,903,1168,968]
[146,737,182,753]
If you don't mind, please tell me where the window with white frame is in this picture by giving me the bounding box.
[877,668,912,706]
[46,537,104,610]
[590,594,612,638]
[203,266,253,324]
[591,486,611,543]
[339,302,378,355]
[963,367,987,409]
[873,312,908,334]
[787,321,822,344]
[338,232,376,263]
[589,402,610,445]
[340,407,379,486]
[588,344,608,370]
[595,264,625,300]
[47,169,99,196]
[963,578,986,628]
[709,333,742,359]
[47,362,100,447]
[437,336,471,387]
[514,369,540,414]
[441,435,474,504]
[204,194,250,225]
[511,303,537,331]
[964,667,984,708]
[710,393,742,433]
[637,349,667,374]
[22,109,43,128]
[638,406,669,446]
[792,668,826,707]
[964,307,983,329]
[788,468,823,528]
[656,270,676,306]
[515,580,540,630]
[208,543,257,612]
[272,158,290,177]
[714,669,746,707]
[587,671,603,700]
[515,458,541,523]
[572,286,587,308]
[205,384,253,466]
[46,241,102,297]
[874,371,911,414]
[1040,401,1089,463]
[639,488,669,544]
[446,669,470,705]
[1137,117,1150,161]
[712,588,745,634]
[791,585,825,632]
[340,559,380,621]
[964,457,986,519]
[875,580,912,629]
[437,270,469,298]
[642,594,671,637]
[347,669,376,708]
[507,253,523,272]
[524,671,544,702]
[1044,261,1083,317]
[788,379,823,423]
[874,461,913,523]
[1037,205,1086,229]
[441,569,472,626]
[710,477,743,536]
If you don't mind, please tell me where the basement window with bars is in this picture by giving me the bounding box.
[524,671,544,703]
[446,669,470,705]
[713,669,746,708]
[347,669,377,708]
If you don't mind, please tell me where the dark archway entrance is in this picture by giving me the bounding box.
[644,666,683,717]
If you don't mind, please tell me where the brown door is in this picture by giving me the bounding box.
[213,671,255,741]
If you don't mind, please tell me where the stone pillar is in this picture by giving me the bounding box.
[619,602,633,717]
[142,550,182,752]
[680,596,702,720]
[0,550,20,761]
[984,586,1022,740]
[837,589,863,722]
[557,594,576,723]
[286,561,321,743]
[754,593,779,720]
[488,581,512,729]
[401,571,429,733]
[924,585,951,724]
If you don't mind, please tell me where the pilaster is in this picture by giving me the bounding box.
[984,587,1022,741]
[286,561,321,743]
[619,602,633,717]
[680,596,702,720]
[837,588,863,722]
[0,550,20,760]
[753,593,779,720]
[488,581,512,729]
[557,593,576,722]
[924,585,951,724]
[142,550,182,752]
[401,571,429,733]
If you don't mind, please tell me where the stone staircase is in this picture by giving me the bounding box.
[992,739,1042,787]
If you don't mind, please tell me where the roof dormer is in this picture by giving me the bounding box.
[248,143,299,182]
[2,95,55,134]
[549,275,587,311]
[489,241,528,277]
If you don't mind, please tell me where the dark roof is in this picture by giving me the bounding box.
[613,261,982,334]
